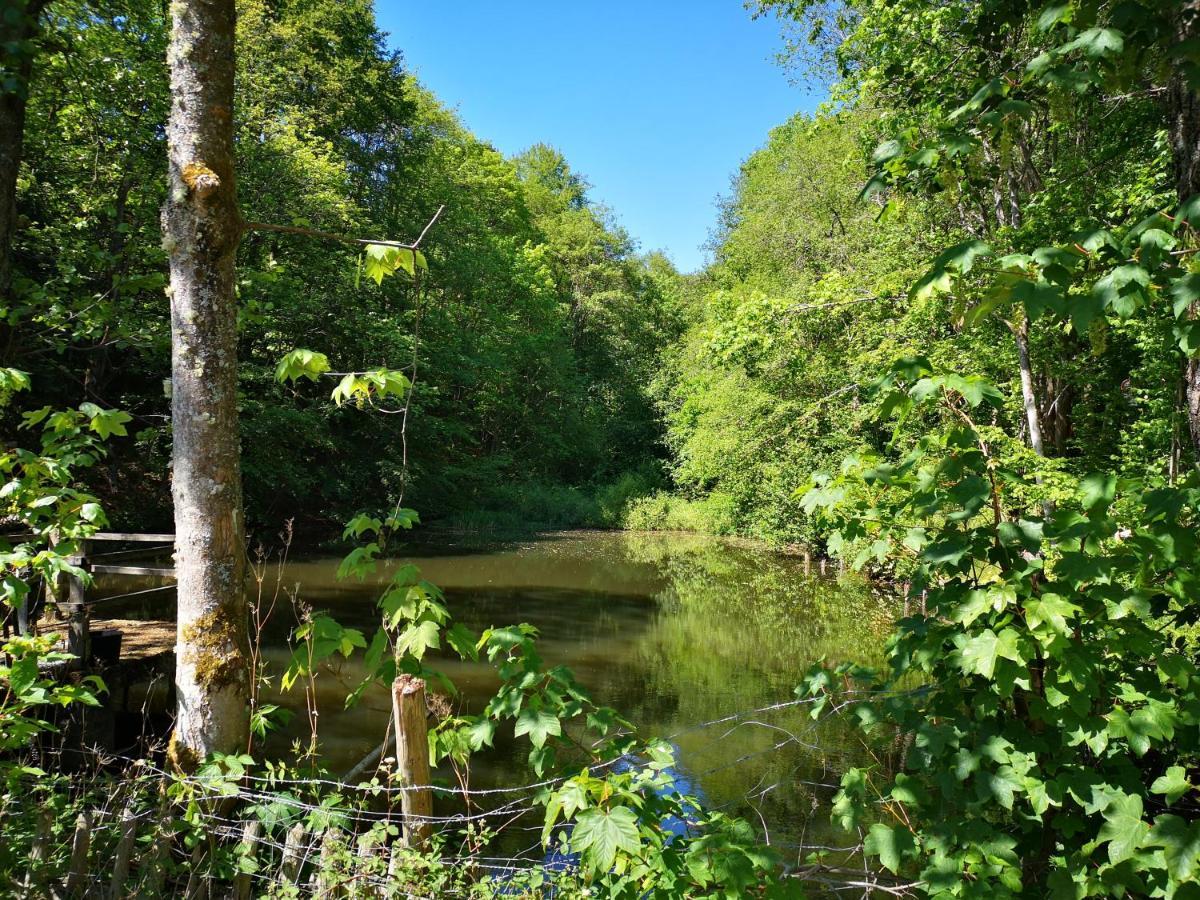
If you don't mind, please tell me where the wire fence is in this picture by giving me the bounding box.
[4,690,924,898]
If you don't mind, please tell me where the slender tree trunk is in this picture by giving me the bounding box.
[1015,315,1046,457]
[163,0,248,767]
[1170,1,1200,463]
[0,0,48,299]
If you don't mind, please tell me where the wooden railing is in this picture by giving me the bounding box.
[57,532,176,664]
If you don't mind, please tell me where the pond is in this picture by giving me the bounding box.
[99,529,897,860]
[250,530,897,853]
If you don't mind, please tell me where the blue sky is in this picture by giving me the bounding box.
[375,2,821,273]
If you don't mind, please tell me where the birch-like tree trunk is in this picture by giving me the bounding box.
[163,0,248,767]
[1015,314,1046,458]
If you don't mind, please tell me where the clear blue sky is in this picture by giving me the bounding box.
[375,2,820,273]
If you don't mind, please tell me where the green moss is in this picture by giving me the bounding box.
[180,607,247,692]
[166,731,200,773]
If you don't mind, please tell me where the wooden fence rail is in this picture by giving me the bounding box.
[51,533,177,665]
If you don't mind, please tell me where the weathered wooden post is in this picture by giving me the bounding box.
[64,540,90,666]
[392,675,432,849]
[46,533,90,662]
[280,823,307,884]
[313,827,343,895]
[183,842,209,900]
[232,819,262,900]
[66,810,93,896]
[23,807,53,893]
[108,800,138,899]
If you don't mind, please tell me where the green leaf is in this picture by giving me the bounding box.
[1093,264,1149,318]
[958,628,1024,679]
[79,404,131,439]
[7,655,37,698]
[79,502,105,524]
[445,622,479,661]
[1060,26,1124,58]
[1150,767,1193,806]
[466,717,496,751]
[1079,473,1116,512]
[864,822,916,874]
[275,349,331,384]
[911,240,992,301]
[1147,814,1200,881]
[0,368,31,394]
[514,706,562,748]
[395,620,441,660]
[1097,792,1148,865]
[1025,593,1079,638]
[342,513,382,540]
[571,806,642,874]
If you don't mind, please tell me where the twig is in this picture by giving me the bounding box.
[241,205,445,251]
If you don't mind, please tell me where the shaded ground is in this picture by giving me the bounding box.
[45,617,176,661]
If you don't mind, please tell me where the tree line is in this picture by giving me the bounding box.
[1,0,678,540]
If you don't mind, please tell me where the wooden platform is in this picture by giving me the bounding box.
[46,618,176,661]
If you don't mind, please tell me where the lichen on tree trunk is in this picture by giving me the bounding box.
[163,0,249,766]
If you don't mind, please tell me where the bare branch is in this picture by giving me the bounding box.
[241,204,446,251]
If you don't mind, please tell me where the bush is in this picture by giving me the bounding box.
[801,361,1200,897]
[621,491,738,534]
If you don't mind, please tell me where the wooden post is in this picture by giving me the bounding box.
[280,823,307,884]
[232,819,261,900]
[140,795,172,897]
[356,836,382,898]
[108,801,138,900]
[392,675,432,850]
[24,807,53,893]
[313,827,342,896]
[66,810,93,897]
[65,540,90,666]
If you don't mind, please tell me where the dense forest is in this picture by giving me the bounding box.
[4,0,679,536]
[3,0,1200,896]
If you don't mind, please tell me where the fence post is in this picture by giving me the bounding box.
[66,809,93,897]
[280,823,307,884]
[392,675,432,850]
[24,807,53,893]
[108,800,138,900]
[313,827,343,895]
[183,841,209,900]
[65,540,90,666]
[232,819,262,900]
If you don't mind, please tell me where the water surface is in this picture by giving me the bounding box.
[258,532,895,850]
[103,530,897,855]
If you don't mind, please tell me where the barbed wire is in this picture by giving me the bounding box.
[5,688,921,898]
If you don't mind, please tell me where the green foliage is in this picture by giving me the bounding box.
[0,634,104,753]
[7,0,678,534]
[800,369,1200,896]
[1,395,127,636]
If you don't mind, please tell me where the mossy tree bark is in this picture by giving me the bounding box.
[163,0,249,766]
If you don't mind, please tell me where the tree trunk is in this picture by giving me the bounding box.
[163,0,249,767]
[1015,315,1046,457]
[0,0,48,299]
[1170,1,1200,464]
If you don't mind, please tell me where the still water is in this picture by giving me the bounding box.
[252,531,896,849]
[103,530,897,853]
